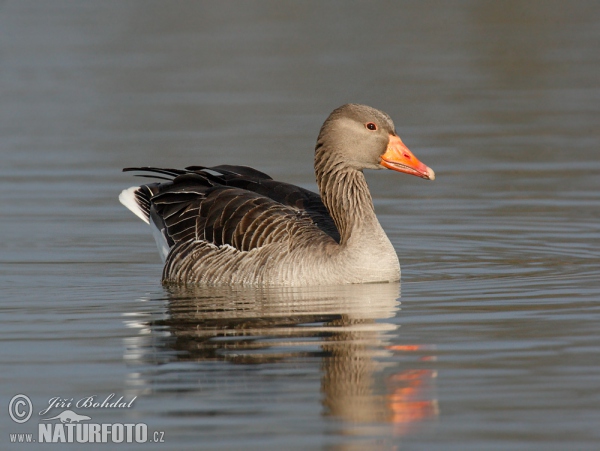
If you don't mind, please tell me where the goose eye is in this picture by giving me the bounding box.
[366,122,377,131]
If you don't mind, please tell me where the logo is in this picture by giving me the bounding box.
[42,410,91,423]
[8,394,165,445]
[8,394,32,424]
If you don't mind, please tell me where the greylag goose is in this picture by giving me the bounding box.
[119,104,434,286]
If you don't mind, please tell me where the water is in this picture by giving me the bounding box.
[1,1,599,449]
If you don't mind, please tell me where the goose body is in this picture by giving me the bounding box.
[120,104,434,286]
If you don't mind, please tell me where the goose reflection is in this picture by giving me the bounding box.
[124,282,438,435]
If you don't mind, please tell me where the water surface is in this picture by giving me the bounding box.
[1,1,599,450]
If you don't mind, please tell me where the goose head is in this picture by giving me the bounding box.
[316,104,435,180]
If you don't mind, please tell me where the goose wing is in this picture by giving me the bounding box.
[122,165,339,254]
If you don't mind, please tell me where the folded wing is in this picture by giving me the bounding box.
[120,165,339,259]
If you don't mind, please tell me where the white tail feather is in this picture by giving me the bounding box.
[119,186,149,224]
[119,186,170,262]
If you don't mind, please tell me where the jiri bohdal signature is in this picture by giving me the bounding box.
[39,394,137,416]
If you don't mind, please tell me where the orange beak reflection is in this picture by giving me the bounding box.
[380,134,435,180]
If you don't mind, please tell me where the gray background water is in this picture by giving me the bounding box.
[1,1,599,450]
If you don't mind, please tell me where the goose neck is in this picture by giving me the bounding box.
[315,152,379,246]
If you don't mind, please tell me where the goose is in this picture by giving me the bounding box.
[119,104,434,286]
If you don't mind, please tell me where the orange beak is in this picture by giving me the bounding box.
[380,134,435,180]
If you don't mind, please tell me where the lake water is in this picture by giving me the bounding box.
[1,1,599,450]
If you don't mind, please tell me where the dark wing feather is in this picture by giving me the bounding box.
[124,165,339,252]
[226,178,339,241]
[185,164,273,180]
[197,166,339,241]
